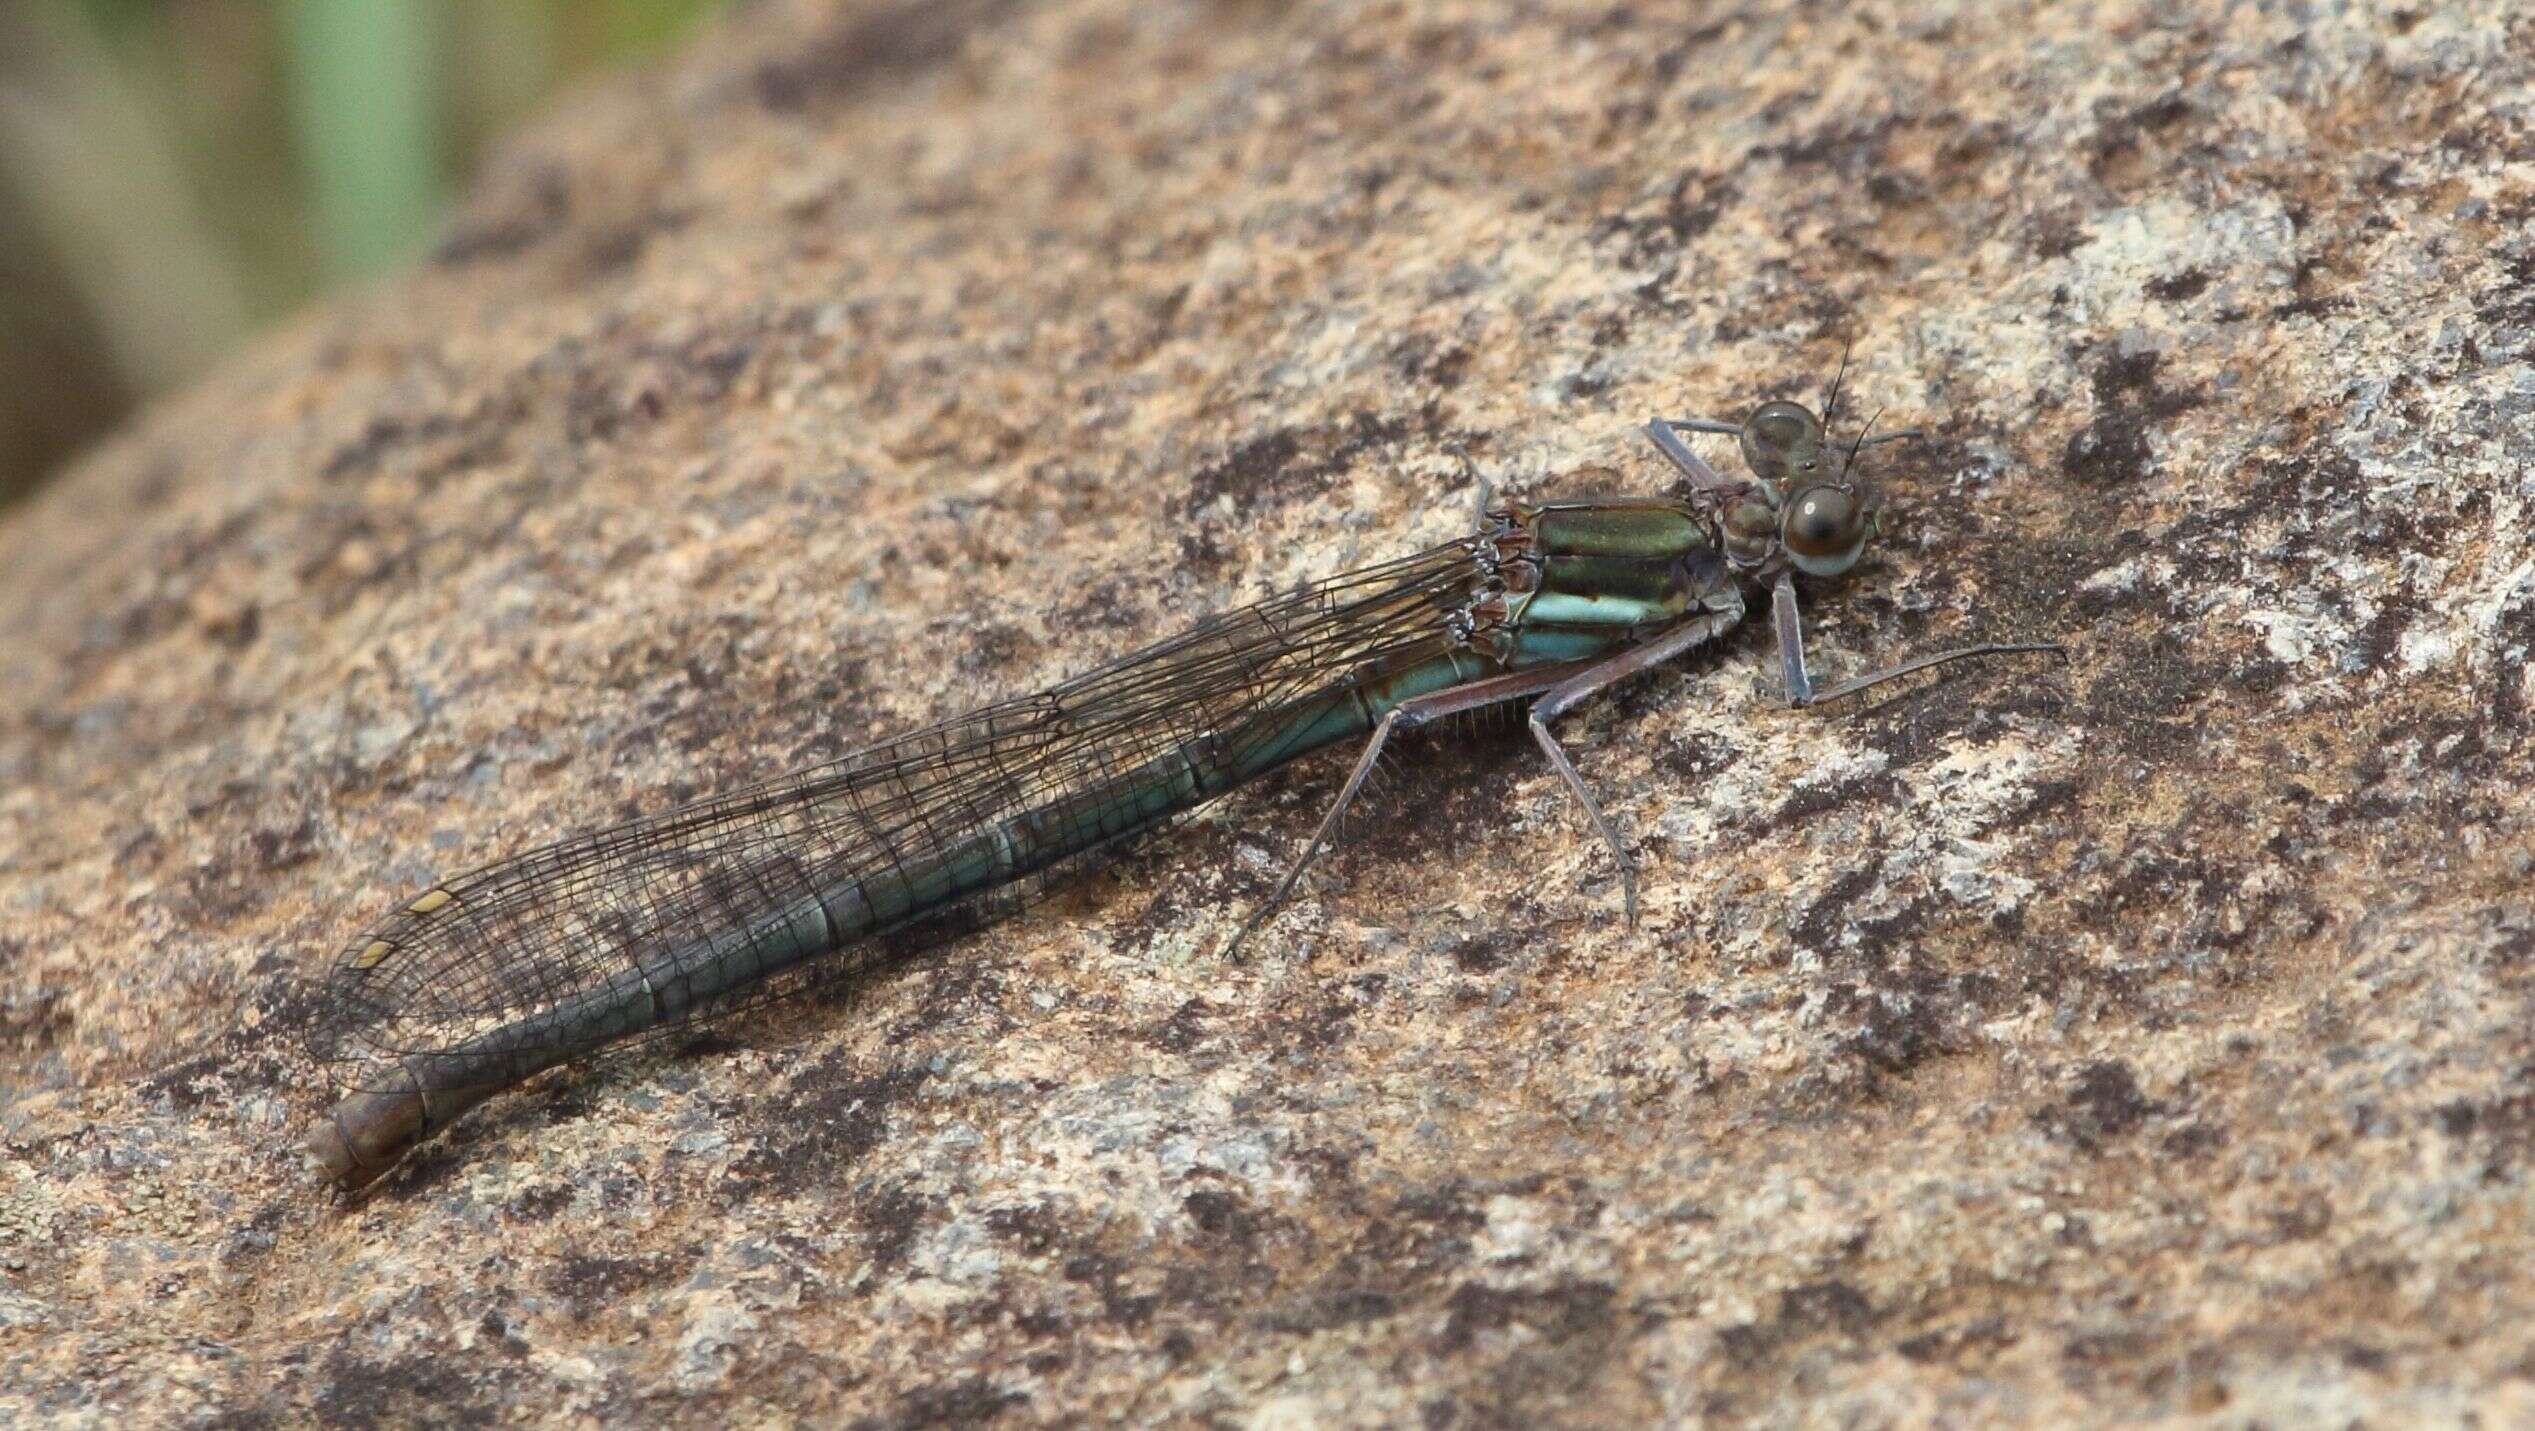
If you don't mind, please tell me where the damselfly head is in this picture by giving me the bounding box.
[1643,383,1917,577]
[1733,397,1882,578]
[1713,395,1875,575]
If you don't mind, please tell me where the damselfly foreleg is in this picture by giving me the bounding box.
[1769,574,2063,708]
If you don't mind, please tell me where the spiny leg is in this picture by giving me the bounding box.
[1526,724,1635,923]
[1223,710,1403,958]
[1525,609,1743,926]
[1223,660,1601,958]
[1770,573,2064,709]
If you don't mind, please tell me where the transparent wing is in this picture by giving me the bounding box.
[306,539,1486,1097]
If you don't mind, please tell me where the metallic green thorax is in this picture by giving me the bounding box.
[1471,498,1729,670]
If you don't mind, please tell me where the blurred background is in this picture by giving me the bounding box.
[0,0,730,509]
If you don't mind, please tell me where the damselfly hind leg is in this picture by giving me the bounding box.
[1224,662,1598,958]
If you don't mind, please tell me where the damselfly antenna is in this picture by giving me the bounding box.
[1819,338,1854,438]
[1844,407,1884,476]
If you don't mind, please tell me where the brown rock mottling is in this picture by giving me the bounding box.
[4,0,2533,1423]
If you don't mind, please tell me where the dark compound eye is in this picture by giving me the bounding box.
[1749,407,1811,451]
[1783,486,1857,554]
[1738,400,1824,481]
[1782,485,1870,575]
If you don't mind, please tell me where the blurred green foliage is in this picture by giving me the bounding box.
[0,0,727,506]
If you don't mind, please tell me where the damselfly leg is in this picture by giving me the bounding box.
[1523,606,1744,926]
[1228,606,1746,952]
[1769,573,2064,708]
[1226,660,1596,956]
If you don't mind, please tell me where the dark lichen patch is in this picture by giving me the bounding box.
[1758,771,1906,838]
[1752,114,1903,175]
[2073,626,2234,762]
[1328,1182,1489,1294]
[2273,245,2359,320]
[137,1047,230,1111]
[1346,725,1537,862]
[1182,1185,1274,1247]
[884,929,1012,1043]
[2067,817,2285,967]
[2059,348,2205,488]
[315,393,526,493]
[1436,1278,1617,1353]
[1656,729,1741,784]
[853,1180,934,1276]
[2434,1067,2535,1172]
[2486,584,2535,729]
[1896,1314,2020,1368]
[320,413,449,482]
[0,988,68,1054]
[1718,1279,1882,1369]
[1142,996,1218,1054]
[1186,428,1304,512]
[517,325,765,454]
[2474,241,2535,332]
[1972,777,2083,843]
[1806,966,1979,1085]
[131,960,317,1110]
[433,162,573,266]
[1256,1285,1399,1333]
[1246,983,1365,1055]
[501,1182,576,1223]
[1445,931,1511,974]
[2035,1059,2167,1151]
[314,1351,507,1429]
[1387,335,1474,392]
[984,1201,1072,1258]
[730,1059,931,1196]
[859,1376,1027,1430]
[1591,170,1739,265]
[1061,1249,1162,1331]
[2025,213,2093,261]
[953,620,1032,677]
[545,1253,681,1308]
[1181,408,1421,517]
[2089,92,2197,187]
[2146,266,2214,302]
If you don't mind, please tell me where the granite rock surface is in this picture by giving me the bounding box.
[3,0,2533,1423]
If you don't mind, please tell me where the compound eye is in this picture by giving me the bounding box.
[1740,400,1824,481]
[1783,485,1868,575]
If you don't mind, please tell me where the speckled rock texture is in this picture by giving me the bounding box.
[4,0,2532,1423]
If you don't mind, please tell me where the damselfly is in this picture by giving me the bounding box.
[304,387,2058,1189]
